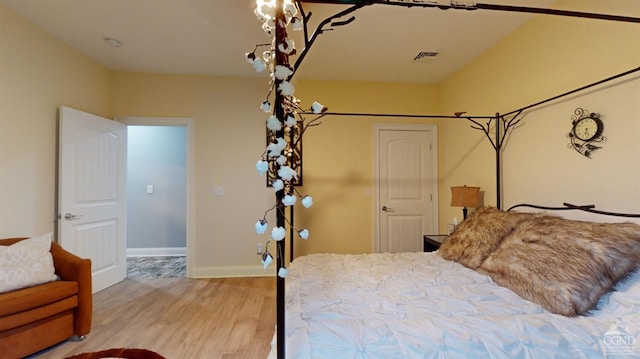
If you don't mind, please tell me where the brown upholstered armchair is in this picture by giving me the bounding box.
[0,237,92,358]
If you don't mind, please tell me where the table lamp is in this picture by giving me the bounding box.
[451,186,480,220]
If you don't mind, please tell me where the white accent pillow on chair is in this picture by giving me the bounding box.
[0,233,58,293]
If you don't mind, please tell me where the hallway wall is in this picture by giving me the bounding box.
[127,125,187,253]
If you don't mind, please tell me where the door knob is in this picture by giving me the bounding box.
[381,206,393,212]
[64,213,82,221]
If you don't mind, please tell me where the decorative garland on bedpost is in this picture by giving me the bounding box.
[249,1,330,357]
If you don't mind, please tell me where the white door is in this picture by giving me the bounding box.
[376,124,438,253]
[58,106,127,293]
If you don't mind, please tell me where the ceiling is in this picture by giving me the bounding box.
[1,0,597,84]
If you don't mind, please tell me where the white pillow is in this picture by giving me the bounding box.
[0,233,59,294]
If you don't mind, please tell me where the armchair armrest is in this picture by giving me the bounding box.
[50,242,92,336]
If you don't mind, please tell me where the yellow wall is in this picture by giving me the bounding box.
[438,0,640,227]
[112,75,440,264]
[112,72,276,274]
[0,4,112,236]
[293,80,440,255]
[109,73,446,262]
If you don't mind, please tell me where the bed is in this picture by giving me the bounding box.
[268,206,640,358]
[250,2,640,358]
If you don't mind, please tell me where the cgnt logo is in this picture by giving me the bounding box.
[602,320,637,357]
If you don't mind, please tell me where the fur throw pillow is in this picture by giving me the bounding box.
[438,207,534,269]
[479,215,640,316]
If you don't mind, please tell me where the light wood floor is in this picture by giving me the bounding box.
[29,277,276,359]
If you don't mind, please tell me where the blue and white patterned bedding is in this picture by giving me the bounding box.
[269,252,640,358]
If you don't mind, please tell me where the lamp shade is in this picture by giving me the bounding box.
[450,186,480,208]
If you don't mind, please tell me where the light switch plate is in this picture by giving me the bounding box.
[147,184,154,194]
[213,186,224,197]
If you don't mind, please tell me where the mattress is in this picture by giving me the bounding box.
[269,252,640,358]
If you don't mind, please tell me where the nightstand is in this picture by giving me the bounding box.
[423,235,448,252]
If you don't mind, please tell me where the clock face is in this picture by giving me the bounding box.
[568,108,605,158]
[573,117,602,141]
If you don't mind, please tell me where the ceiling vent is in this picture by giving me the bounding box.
[413,51,439,61]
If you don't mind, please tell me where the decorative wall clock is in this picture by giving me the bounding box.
[567,108,606,158]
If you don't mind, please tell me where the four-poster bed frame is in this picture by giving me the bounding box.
[265,1,640,357]
[298,64,640,211]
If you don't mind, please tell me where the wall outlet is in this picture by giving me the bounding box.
[212,186,224,197]
[257,243,264,255]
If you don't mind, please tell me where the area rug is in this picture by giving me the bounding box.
[65,348,165,359]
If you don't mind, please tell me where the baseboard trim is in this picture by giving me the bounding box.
[127,247,186,257]
[192,265,275,278]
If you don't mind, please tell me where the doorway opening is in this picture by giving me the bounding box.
[118,117,195,278]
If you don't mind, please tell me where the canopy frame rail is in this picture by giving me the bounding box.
[299,65,640,209]
[299,1,640,24]
[508,203,640,218]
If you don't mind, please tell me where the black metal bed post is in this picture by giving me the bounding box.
[274,1,286,358]
[290,206,294,262]
[495,112,502,210]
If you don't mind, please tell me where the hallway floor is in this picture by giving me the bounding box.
[126,256,186,278]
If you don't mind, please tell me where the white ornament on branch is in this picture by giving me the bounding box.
[257,3,276,20]
[284,3,297,17]
[262,50,273,64]
[261,252,273,269]
[278,267,289,278]
[260,100,271,112]
[253,58,267,72]
[261,22,273,36]
[256,160,269,175]
[311,101,326,114]
[279,81,295,97]
[283,194,297,206]
[277,165,297,181]
[267,115,282,131]
[291,17,303,30]
[255,219,268,234]
[267,138,287,157]
[301,196,313,208]
[271,226,286,241]
[274,65,294,80]
[272,179,284,192]
[277,38,295,55]
[285,113,297,127]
